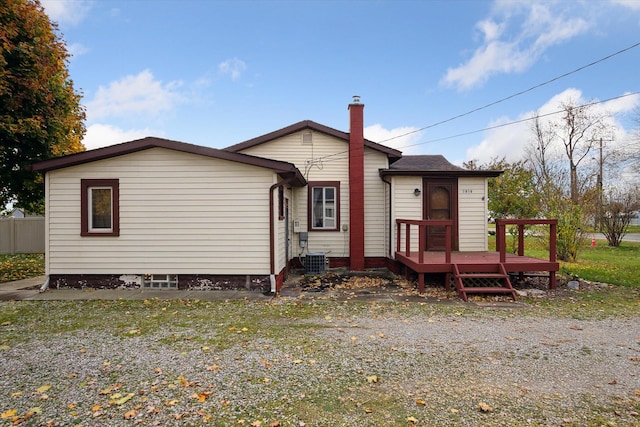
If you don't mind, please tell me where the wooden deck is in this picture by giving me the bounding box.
[395,219,560,299]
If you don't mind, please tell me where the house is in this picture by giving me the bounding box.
[31,97,557,296]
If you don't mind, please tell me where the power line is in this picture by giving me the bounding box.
[305,91,640,168]
[377,41,640,145]
[396,91,640,150]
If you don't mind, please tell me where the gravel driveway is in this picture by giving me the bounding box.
[1,300,639,426]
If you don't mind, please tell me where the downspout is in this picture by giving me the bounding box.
[39,276,50,293]
[269,177,296,294]
[382,175,392,259]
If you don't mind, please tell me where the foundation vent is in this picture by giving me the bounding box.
[305,253,326,275]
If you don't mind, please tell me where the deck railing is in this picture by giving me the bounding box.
[495,219,557,263]
[395,219,453,263]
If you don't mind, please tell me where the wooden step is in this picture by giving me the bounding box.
[462,287,515,294]
[452,262,517,302]
[457,273,507,279]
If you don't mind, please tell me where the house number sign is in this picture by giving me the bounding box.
[462,189,473,193]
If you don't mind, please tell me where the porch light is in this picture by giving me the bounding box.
[414,188,421,196]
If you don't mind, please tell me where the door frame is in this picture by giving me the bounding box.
[422,177,459,251]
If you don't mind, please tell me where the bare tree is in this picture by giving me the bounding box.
[600,187,640,247]
[554,100,609,203]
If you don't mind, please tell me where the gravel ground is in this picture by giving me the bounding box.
[1,302,639,426]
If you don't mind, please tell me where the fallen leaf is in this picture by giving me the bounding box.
[251,421,263,426]
[206,364,222,371]
[366,375,379,383]
[450,408,459,414]
[407,416,419,423]
[364,407,373,414]
[415,399,426,406]
[10,392,22,398]
[292,359,303,364]
[36,384,51,394]
[270,421,281,427]
[197,392,211,402]
[91,404,102,412]
[165,399,179,406]
[1,409,17,419]
[478,402,493,412]
[124,409,138,419]
[114,393,135,405]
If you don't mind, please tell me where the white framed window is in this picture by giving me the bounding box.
[309,182,339,231]
[81,179,119,236]
[143,274,178,289]
[89,187,112,232]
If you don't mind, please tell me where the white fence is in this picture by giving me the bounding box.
[0,217,45,254]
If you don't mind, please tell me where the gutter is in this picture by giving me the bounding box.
[381,175,393,258]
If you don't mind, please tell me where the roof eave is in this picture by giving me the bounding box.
[379,169,503,178]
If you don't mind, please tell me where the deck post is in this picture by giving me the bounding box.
[418,224,425,264]
[445,224,451,263]
[497,222,506,263]
[518,224,525,257]
[396,220,401,257]
[418,273,425,293]
[405,224,410,256]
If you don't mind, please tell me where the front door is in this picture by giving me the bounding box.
[424,178,458,251]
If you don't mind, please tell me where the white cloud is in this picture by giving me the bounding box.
[441,2,590,91]
[218,58,247,81]
[67,42,90,57]
[83,124,157,150]
[611,0,640,10]
[465,88,640,163]
[364,124,423,155]
[40,0,92,26]
[85,70,183,121]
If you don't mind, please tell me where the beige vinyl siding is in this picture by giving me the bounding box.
[46,148,276,275]
[391,176,423,257]
[238,130,353,257]
[458,177,488,251]
[363,151,389,257]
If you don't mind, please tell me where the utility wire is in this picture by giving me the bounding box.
[306,91,640,167]
[376,41,640,144]
[399,91,640,150]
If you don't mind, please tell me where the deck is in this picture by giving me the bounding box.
[395,219,560,297]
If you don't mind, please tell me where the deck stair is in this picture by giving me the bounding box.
[452,263,516,302]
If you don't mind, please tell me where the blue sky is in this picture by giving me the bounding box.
[41,0,640,166]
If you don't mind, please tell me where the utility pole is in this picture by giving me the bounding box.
[597,137,603,231]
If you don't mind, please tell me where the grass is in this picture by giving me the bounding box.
[489,233,640,287]
[0,253,44,283]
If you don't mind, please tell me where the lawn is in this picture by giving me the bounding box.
[0,254,44,283]
[488,233,640,287]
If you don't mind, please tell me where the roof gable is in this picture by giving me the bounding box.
[224,120,402,161]
[30,137,306,186]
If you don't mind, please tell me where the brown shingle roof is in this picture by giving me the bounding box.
[30,136,307,186]
[380,155,502,177]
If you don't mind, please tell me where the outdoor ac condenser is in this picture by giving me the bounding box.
[305,253,325,275]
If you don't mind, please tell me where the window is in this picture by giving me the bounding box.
[81,179,119,236]
[308,181,340,231]
[143,274,178,289]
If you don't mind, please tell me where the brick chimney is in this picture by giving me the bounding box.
[348,96,365,271]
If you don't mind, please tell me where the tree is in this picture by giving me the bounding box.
[464,157,539,219]
[0,0,86,213]
[553,100,610,204]
[599,188,639,247]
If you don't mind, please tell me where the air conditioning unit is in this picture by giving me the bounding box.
[305,252,326,275]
